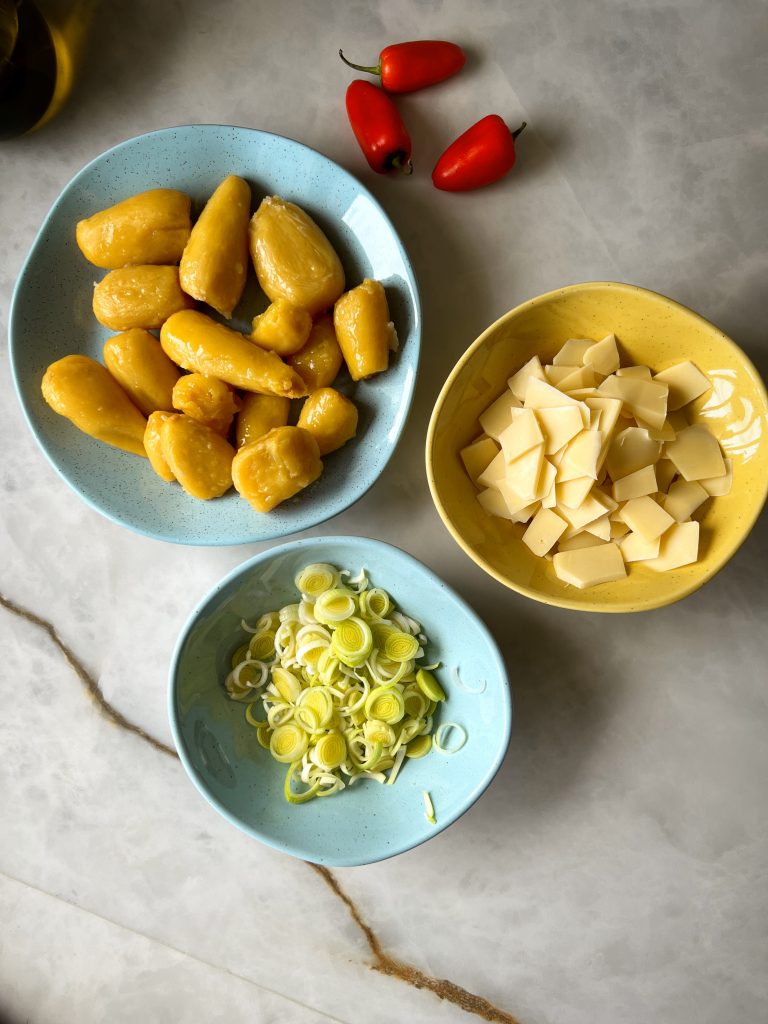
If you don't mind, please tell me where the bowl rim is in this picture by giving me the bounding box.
[167,534,512,866]
[425,280,768,613]
[9,123,422,546]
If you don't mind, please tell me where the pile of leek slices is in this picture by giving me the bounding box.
[225,563,448,804]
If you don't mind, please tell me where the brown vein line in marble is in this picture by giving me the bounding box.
[309,864,522,1024]
[2,591,521,1023]
[0,593,177,760]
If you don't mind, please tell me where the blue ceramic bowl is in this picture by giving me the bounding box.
[169,536,512,866]
[9,125,420,545]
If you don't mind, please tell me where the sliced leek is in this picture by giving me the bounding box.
[224,563,453,804]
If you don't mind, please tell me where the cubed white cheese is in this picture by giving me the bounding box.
[644,521,700,571]
[583,333,620,375]
[619,495,675,541]
[507,355,546,401]
[498,408,544,463]
[522,507,568,556]
[663,479,708,522]
[653,361,711,411]
[460,436,500,482]
[612,464,657,502]
[553,543,627,588]
[665,425,726,482]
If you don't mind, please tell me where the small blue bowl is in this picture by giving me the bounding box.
[169,536,512,866]
[9,125,420,545]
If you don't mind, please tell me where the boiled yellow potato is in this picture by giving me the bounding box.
[249,196,345,316]
[232,426,322,512]
[160,310,306,398]
[103,328,181,416]
[250,298,312,356]
[179,175,251,318]
[144,411,177,481]
[76,189,192,269]
[287,314,343,392]
[160,414,234,499]
[93,266,194,330]
[296,387,357,455]
[172,373,241,435]
[333,279,397,381]
[41,354,147,457]
[235,393,291,448]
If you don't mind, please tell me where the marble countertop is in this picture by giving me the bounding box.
[2,2,767,1022]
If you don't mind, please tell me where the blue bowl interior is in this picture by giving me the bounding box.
[169,537,511,866]
[10,125,420,545]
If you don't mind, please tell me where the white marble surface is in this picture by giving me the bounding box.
[2,2,767,1023]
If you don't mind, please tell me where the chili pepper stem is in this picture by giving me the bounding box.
[390,155,413,175]
[511,121,527,141]
[339,49,382,77]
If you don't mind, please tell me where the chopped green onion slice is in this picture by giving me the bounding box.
[416,669,446,702]
[255,723,271,749]
[331,616,373,667]
[270,723,309,764]
[384,631,420,662]
[231,643,250,668]
[245,703,267,728]
[314,588,356,624]
[423,790,436,825]
[295,563,338,598]
[296,687,333,729]
[311,731,347,770]
[364,686,405,724]
[433,721,467,754]
[272,667,302,703]
[284,762,320,803]
[363,719,396,746]
[452,665,487,694]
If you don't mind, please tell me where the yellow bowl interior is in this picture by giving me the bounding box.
[426,282,768,612]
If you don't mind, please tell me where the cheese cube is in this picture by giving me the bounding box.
[667,409,690,433]
[498,408,544,463]
[545,364,579,386]
[507,355,546,401]
[479,390,524,440]
[644,521,700,571]
[605,427,662,480]
[534,406,584,454]
[699,457,733,496]
[665,425,726,481]
[583,333,620,375]
[616,365,652,379]
[522,507,567,556]
[653,361,711,411]
[553,543,627,588]
[553,338,595,366]
[619,495,675,541]
[655,458,677,492]
[557,533,610,552]
[620,530,661,563]
[612,464,657,502]
[559,492,611,531]
[531,459,557,503]
[610,519,630,540]
[556,475,595,509]
[541,474,558,508]
[558,366,598,392]
[598,375,669,430]
[585,515,611,540]
[663,479,708,522]
[461,436,500,482]
[557,430,602,482]
[506,445,544,500]
[477,488,516,520]
[636,416,676,442]
[524,377,589,421]
[476,450,507,489]
[496,478,537,516]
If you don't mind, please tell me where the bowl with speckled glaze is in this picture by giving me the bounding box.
[9,125,420,545]
[427,281,768,612]
[169,536,511,866]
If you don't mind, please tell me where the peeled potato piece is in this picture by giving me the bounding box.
[287,314,344,392]
[103,329,181,416]
[76,189,192,269]
[251,299,312,356]
[235,393,291,448]
[249,196,345,316]
[93,266,194,331]
[160,310,306,398]
[296,387,358,455]
[232,426,322,512]
[179,175,251,318]
[160,414,234,499]
[144,411,177,481]
[334,279,397,381]
[172,374,241,435]
[41,354,147,457]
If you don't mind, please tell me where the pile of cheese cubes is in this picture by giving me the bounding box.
[461,334,732,589]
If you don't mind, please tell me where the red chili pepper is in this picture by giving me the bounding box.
[345,80,413,175]
[339,40,465,93]
[432,116,527,192]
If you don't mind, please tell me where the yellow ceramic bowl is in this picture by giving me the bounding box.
[426,282,768,612]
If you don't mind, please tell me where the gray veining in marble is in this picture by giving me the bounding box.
[1,2,767,1023]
